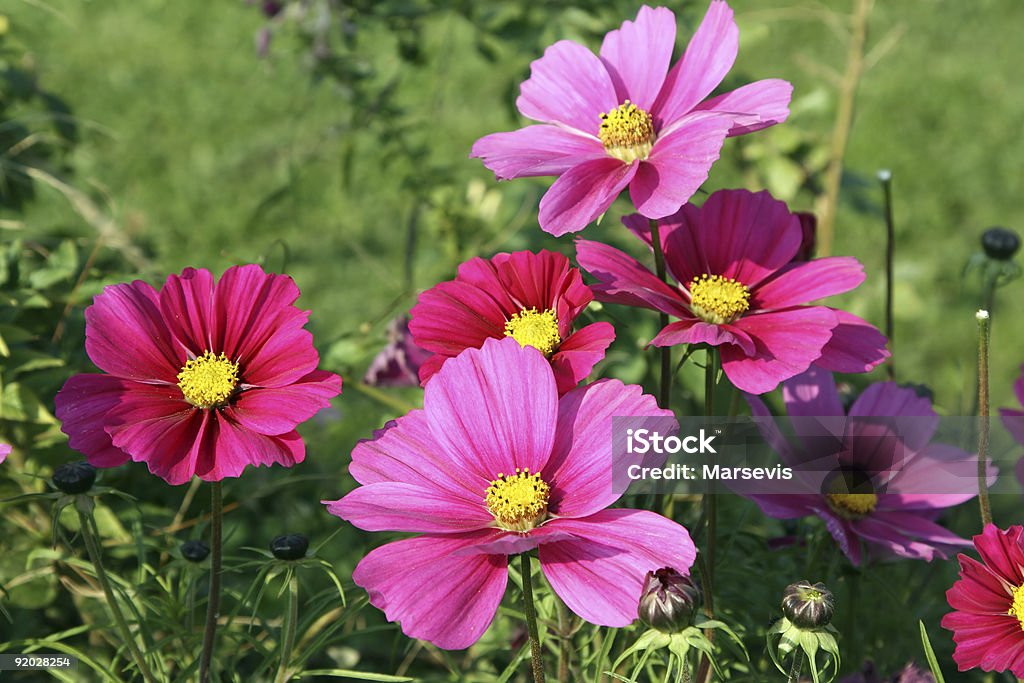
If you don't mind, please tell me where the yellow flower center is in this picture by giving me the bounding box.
[177,351,240,409]
[688,274,751,324]
[504,307,561,357]
[485,468,551,533]
[826,493,878,519]
[1008,584,1024,631]
[599,100,656,162]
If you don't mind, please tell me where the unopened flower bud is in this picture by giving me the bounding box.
[782,580,835,628]
[52,461,97,494]
[981,227,1020,261]
[638,567,701,632]
[270,533,309,561]
[180,540,210,563]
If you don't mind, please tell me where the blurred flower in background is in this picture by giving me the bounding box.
[363,316,431,388]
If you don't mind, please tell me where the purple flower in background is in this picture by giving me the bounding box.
[1000,364,1024,447]
[742,368,979,565]
[471,2,792,236]
[840,661,936,683]
[0,443,11,464]
[363,316,432,388]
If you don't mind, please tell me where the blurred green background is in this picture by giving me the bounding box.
[2,0,1023,679]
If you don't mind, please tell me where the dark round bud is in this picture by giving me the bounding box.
[52,461,97,494]
[637,567,702,632]
[270,533,309,561]
[782,580,835,628]
[981,226,1021,261]
[180,540,210,563]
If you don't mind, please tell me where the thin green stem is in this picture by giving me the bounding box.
[273,572,299,683]
[976,311,993,527]
[703,348,717,589]
[696,349,717,683]
[787,650,804,683]
[77,504,157,683]
[650,219,672,409]
[555,598,571,682]
[880,171,895,381]
[520,554,546,683]
[199,481,223,683]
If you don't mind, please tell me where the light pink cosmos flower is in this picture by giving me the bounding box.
[324,337,695,650]
[942,524,1024,676]
[409,250,615,395]
[471,2,792,236]
[54,265,342,486]
[743,368,976,566]
[576,189,889,394]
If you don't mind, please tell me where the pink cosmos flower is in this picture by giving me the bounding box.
[471,2,792,236]
[942,524,1024,676]
[742,368,976,565]
[576,188,889,394]
[409,250,615,395]
[324,337,695,650]
[0,443,10,464]
[54,265,342,486]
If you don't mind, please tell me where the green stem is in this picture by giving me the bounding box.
[274,573,299,683]
[520,554,546,683]
[650,219,672,409]
[703,348,717,591]
[880,171,896,381]
[199,481,223,683]
[976,311,993,527]
[787,650,804,683]
[556,598,570,682]
[77,504,157,683]
[696,349,717,683]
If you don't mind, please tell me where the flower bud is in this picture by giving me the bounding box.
[270,533,309,561]
[981,226,1021,261]
[782,580,835,628]
[637,567,701,632]
[52,461,97,494]
[180,540,210,563]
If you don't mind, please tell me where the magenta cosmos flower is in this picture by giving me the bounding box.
[409,250,615,395]
[942,524,1024,676]
[576,188,889,394]
[471,2,792,236]
[0,443,10,464]
[742,368,975,565]
[324,337,695,649]
[54,265,342,485]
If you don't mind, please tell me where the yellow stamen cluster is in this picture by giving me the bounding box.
[688,274,751,324]
[485,468,551,533]
[598,100,656,162]
[177,351,240,409]
[1008,584,1024,631]
[504,307,561,357]
[826,493,878,519]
